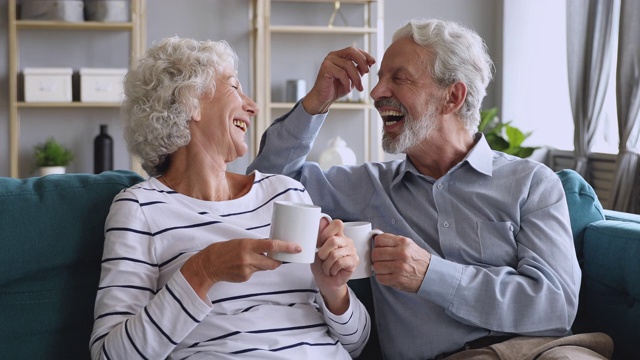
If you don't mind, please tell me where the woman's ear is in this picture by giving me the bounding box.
[443,82,467,115]
[191,109,201,122]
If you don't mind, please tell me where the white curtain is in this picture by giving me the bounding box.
[609,0,640,213]
[566,0,616,178]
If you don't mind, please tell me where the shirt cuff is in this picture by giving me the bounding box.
[284,99,327,141]
[419,255,464,308]
[317,287,355,322]
[171,269,214,317]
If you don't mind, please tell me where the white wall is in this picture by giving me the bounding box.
[502,0,574,151]
[0,0,501,177]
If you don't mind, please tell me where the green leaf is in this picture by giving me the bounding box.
[512,147,536,158]
[479,107,498,132]
[505,125,526,148]
[33,137,74,167]
[479,109,539,158]
[485,133,509,151]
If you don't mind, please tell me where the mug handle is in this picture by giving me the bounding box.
[319,213,333,229]
[368,229,383,271]
[369,229,383,242]
[315,213,334,253]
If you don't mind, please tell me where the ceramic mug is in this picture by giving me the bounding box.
[268,201,331,263]
[343,221,383,279]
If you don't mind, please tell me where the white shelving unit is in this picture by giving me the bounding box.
[251,0,384,163]
[7,0,147,178]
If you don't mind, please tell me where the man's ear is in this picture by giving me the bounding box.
[443,82,467,115]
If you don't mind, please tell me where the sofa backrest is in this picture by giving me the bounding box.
[0,169,618,359]
[556,169,606,264]
[0,170,144,359]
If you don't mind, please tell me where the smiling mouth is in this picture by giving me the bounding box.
[378,110,405,126]
[233,120,248,133]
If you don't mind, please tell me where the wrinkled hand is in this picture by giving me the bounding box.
[181,238,301,300]
[311,218,358,314]
[371,233,431,293]
[302,46,376,115]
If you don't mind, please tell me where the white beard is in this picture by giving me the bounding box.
[382,101,439,154]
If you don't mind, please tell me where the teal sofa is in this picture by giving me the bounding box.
[1,169,638,359]
[0,171,144,359]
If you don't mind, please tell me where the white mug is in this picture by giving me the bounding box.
[343,221,382,279]
[268,201,331,263]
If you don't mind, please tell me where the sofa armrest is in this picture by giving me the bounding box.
[604,209,640,224]
[580,220,640,360]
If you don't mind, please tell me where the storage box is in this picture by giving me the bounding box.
[24,67,73,103]
[21,0,84,22]
[84,0,130,22]
[80,68,127,102]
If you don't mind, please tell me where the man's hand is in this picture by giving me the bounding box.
[371,233,431,293]
[302,46,376,115]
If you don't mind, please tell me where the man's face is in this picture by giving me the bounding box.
[371,37,443,154]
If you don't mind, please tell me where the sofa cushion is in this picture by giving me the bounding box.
[581,220,640,360]
[0,170,144,359]
[556,169,605,264]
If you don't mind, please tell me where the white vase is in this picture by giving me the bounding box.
[319,136,357,170]
[39,166,66,176]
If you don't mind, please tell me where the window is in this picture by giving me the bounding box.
[502,0,620,154]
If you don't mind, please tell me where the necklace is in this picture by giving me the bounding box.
[159,175,174,190]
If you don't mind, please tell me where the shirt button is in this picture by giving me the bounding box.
[443,221,449,228]
[509,225,514,231]
[391,219,396,224]
[437,184,443,189]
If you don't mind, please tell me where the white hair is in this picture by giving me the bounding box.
[393,18,494,133]
[121,36,238,176]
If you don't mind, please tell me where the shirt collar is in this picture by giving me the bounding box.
[395,133,494,181]
[465,133,494,176]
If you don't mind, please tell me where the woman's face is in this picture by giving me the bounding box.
[197,64,258,163]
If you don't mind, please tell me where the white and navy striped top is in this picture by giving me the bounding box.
[90,171,369,360]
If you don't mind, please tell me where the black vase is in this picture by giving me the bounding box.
[94,124,113,173]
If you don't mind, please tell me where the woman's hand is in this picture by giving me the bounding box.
[181,238,301,301]
[311,218,358,314]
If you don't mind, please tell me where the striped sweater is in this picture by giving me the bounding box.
[90,171,369,359]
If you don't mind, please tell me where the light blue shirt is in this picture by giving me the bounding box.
[248,103,581,360]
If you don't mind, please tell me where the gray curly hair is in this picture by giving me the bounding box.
[121,36,238,176]
[392,18,494,134]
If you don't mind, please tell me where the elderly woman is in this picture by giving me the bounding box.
[89,37,369,360]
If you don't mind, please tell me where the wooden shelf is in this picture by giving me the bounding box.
[272,0,376,3]
[252,0,384,163]
[270,25,376,34]
[16,20,134,31]
[7,0,147,178]
[270,102,372,110]
[17,102,122,108]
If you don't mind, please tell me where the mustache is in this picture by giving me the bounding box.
[374,98,406,112]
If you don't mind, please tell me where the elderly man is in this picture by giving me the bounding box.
[249,18,612,360]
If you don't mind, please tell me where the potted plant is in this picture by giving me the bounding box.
[479,107,539,158]
[33,137,74,176]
